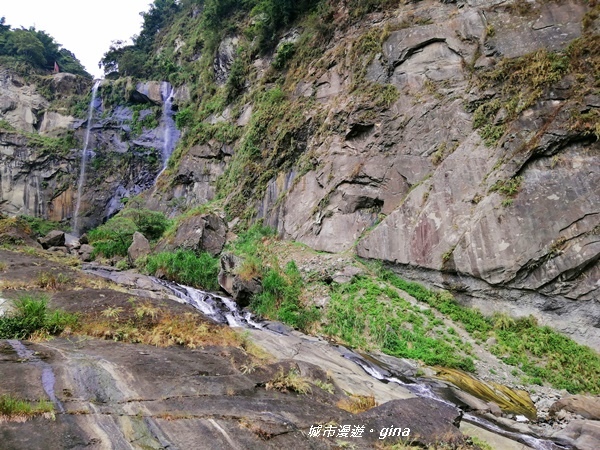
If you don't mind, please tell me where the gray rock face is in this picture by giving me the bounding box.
[214,36,239,85]
[38,230,65,249]
[550,396,600,421]
[156,213,227,256]
[127,231,151,265]
[553,420,600,450]
[0,69,48,133]
[246,0,599,348]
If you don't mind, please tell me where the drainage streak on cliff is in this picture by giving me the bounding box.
[72,80,101,235]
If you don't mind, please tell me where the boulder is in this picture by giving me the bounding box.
[156,213,226,256]
[550,396,600,421]
[332,266,364,284]
[48,246,68,254]
[78,244,94,262]
[553,420,600,450]
[132,81,163,104]
[354,397,464,446]
[38,230,66,249]
[64,234,81,251]
[127,232,151,265]
[218,253,262,307]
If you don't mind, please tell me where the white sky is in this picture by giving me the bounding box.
[2,0,152,78]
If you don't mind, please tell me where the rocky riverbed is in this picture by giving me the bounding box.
[1,246,599,449]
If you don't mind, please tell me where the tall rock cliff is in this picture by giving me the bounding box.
[0,0,598,347]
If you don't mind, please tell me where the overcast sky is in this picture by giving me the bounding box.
[2,0,152,78]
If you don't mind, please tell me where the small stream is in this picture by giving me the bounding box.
[85,268,571,450]
[7,340,65,414]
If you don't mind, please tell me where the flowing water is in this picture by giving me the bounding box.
[7,340,65,413]
[84,268,570,449]
[72,80,101,235]
[159,82,179,171]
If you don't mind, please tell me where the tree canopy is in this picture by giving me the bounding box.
[0,17,89,76]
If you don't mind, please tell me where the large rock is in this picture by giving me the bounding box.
[354,397,464,446]
[78,244,94,262]
[553,420,600,450]
[218,253,262,307]
[127,231,151,265]
[550,396,600,421]
[157,213,227,256]
[214,36,239,85]
[38,230,65,249]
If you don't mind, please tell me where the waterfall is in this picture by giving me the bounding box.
[159,82,179,170]
[72,80,101,236]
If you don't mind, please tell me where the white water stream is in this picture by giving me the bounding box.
[159,82,179,170]
[83,267,569,449]
[72,80,101,235]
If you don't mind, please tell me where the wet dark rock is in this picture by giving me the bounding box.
[218,253,262,307]
[354,398,464,447]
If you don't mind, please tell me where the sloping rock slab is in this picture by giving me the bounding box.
[352,398,464,447]
[550,396,600,420]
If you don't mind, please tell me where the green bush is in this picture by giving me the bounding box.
[19,215,69,237]
[145,250,220,291]
[251,261,320,331]
[120,209,171,241]
[88,209,171,258]
[0,294,78,339]
[88,216,137,258]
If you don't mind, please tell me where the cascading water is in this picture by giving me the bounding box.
[72,80,101,235]
[83,266,570,450]
[159,82,180,172]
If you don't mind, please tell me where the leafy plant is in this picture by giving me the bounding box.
[0,294,78,339]
[145,250,220,291]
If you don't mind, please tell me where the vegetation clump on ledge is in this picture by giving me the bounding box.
[0,395,54,423]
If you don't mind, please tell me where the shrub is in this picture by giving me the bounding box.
[88,216,137,258]
[88,209,171,258]
[251,261,320,331]
[0,294,77,339]
[265,367,311,394]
